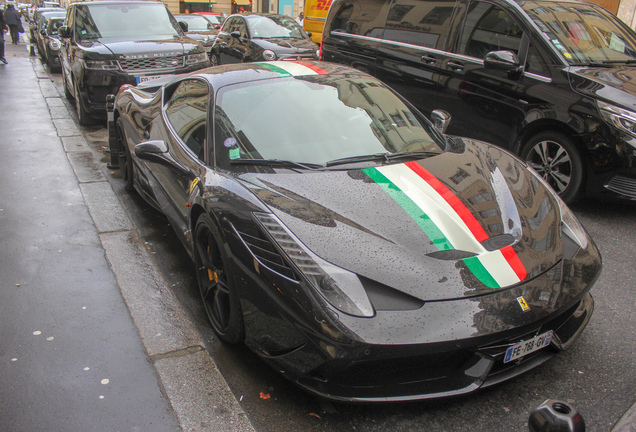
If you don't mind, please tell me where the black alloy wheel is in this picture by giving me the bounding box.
[210,53,220,66]
[194,214,244,344]
[116,117,135,193]
[521,131,584,204]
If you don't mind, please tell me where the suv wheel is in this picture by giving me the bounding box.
[521,131,585,204]
[74,81,94,126]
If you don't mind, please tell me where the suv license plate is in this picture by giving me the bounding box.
[504,330,553,363]
[136,75,166,84]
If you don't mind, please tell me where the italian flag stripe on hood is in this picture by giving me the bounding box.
[363,163,527,289]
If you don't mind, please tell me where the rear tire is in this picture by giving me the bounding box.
[63,73,73,100]
[521,131,585,204]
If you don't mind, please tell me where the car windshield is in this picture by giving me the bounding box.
[176,15,213,31]
[246,15,306,39]
[48,18,65,35]
[214,73,444,169]
[522,1,636,64]
[207,15,224,25]
[75,3,181,39]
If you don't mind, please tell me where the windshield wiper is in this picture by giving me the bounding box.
[230,158,323,170]
[325,151,439,167]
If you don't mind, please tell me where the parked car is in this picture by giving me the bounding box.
[58,0,210,126]
[29,6,65,42]
[39,16,64,72]
[322,0,636,204]
[209,13,319,66]
[34,10,65,62]
[174,14,219,55]
[193,12,224,29]
[108,61,600,402]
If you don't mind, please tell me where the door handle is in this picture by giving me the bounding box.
[421,54,437,65]
[447,61,464,72]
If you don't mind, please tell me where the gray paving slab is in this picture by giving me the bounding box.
[67,151,107,183]
[155,350,255,432]
[100,230,203,357]
[614,403,636,432]
[62,136,89,152]
[79,181,134,233]
[38,79,58,97]
[53,118,82,137]
[50,106,71,119]
[46,97,66,107]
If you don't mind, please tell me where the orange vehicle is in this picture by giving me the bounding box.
[303,0,332,45]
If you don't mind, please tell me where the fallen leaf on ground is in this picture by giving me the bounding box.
[259,392,270,400]
[309,413,321,419]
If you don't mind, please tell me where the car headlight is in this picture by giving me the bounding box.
[83,59,119,70]
[254,213,374,318]
[49,39,60,50]
[527,166,589,249]
[186,52,209,65]
[597,100,636,140]
[262,49,276,61]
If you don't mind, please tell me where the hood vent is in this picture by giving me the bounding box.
[235,228,298,281]
[359,276,424,311]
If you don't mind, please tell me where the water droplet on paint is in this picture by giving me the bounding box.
[33,331,41,336]
[101,379,109,385]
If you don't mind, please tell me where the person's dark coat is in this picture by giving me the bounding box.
[4,6,20,26]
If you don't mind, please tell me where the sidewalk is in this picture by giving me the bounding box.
[0,36,254,432]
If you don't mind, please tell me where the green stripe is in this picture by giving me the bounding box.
[363,167,453,251]
[258,63,292,76]
[364,166,500,289]
[463,257,500,289]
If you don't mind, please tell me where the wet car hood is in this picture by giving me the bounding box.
[234,140,565,302]
[252,37,317,53]
[568,65,636,111]
[79,35,202,57]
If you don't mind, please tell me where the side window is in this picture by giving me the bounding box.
[526,42,551,76]
[234,18,248,38]
[327,0,391,38]
[456,1,522,59]
[221,17,236,32]
[165,79,209,162]
[384,0,456,49]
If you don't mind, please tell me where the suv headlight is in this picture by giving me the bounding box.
[49,39,60,50]
[186,52,209,65]
[83,59,119,70]
[255,213,374,317]
[597,100,636,140]
[262,49,276,61]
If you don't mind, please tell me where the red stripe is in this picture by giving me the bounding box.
[500,245,527,280]
[405,161,489,242]
[292,61,329,75]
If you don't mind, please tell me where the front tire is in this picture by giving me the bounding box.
[210,53,220,66]
[194,214,244,344]
[74,81,94,126]
[521,131,585,204]
[116,117,135,193]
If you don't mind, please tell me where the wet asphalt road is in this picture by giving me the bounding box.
[41,53,636,431]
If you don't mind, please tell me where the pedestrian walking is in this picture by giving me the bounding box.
[296,12,304,26]
[0,7,7,64]
[4,4,21,45]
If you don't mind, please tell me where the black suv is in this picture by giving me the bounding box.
[323,0,636,203]
[59,0,210,125]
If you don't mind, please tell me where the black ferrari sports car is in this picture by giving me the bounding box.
[108,61,601,402]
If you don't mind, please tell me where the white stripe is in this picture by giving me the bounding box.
[269,61,316,76]
[377,164,522,287]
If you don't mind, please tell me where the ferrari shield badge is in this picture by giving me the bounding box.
[517,296,530,312]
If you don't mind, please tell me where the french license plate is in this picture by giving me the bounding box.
[504,330,553,363]
[136,75,166,85]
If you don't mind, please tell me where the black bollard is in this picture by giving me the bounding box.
[528,399,585,432]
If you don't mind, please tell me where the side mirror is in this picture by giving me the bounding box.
[58,25,69,38]
[484,50,522,73]
[431,110,451,134]
[178,21,188,32]
[230,31,241,39]
[306,31,312,37]
[135,140,191,176]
